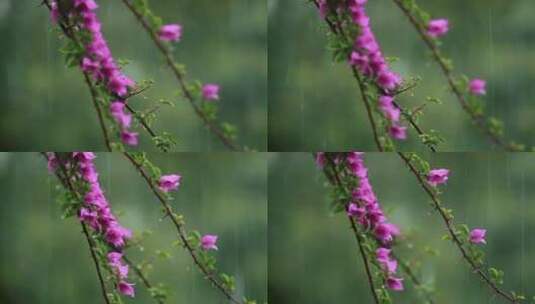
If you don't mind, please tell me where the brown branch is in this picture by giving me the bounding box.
[314,0,437,152]
[397,152,518,303]
[122,152,243,304]
[323,154,436,303]
[122,255,165,304]
[41,152,164,304]
[42,1,113,151]
[48,153,112,304]
[83,73,113,151]
[391,0,517,152]
[120,0,241,151]
[325,155,380,303]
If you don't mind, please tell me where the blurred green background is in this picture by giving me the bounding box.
[268,0,535,151]
[0,153,267,303]
[269,153,535,303]
[0,0,266,151]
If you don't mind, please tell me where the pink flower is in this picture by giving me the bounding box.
[202,84,220,101]
[470,228,487,244]
[347,203,365,218]
[107,252,123,265]
[376,248,391,261]
[50,1,59,23]
[469,78,486,96]
[377,70,402,91]
[158,174,181,192]
[121,131,139,146]
[317,0,328,18]
[389,125,407,140]
[201,234,218,251]
[118,281,135,297]
[74,0,99,12]
[315,152,326,168]
[158,24,182,42]
[105,224,132,248]
[427,19,449,38]
[386,276,404,291]
[379,95,400,122]
[81,57,100,74]
[108,74,134,97]
[110,101,132,129]
[427,169,449,186]
[374,223,400,243]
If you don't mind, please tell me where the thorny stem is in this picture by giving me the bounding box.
[122,152,243,304]
[322,154,436,304]
[120,0,242,151]
[42,152,164,304]
[313,0,437,152]
[397,152,518,303]
[391,0,517,152]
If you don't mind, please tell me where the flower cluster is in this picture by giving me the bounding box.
[344,0,407,140]
[48,152,135,298]
[50,0,139,146]
[345,152,404,291]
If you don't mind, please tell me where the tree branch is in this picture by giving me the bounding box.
[397,152,518,303]
[391,0,517,152]
[122,152,243,304]
[120,0,242,151]
[42,152,164,304]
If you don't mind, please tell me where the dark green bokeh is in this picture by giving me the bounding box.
[268,0,535,151]
[269,153,535,303]
[0,0,266,151]
[0,153,267,303]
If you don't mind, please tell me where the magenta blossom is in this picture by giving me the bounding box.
[118,281,135,297]
[347,203,365,218]
[387,276,404,291]
[469,79,486,96]
[389,125,407,140]
[201,234,218,251]
[315,152,326,168]
[158,24,183,42]
[202,84,220,101]
[158,174,181,192]
[121,131,139,146]
[427,169,449,186]
[470,228,487,244]
[427,19,449,38]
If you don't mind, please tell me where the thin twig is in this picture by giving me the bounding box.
[314,0,437,152]
[122,255,165,304]
[122,152,243,304]
[42,1,113,151]
[323,154,436,303]
[120,0,241,151]
[325,155,380,303]
[397,152,518,303]
[391,0,516,151]
[42,152,164,304]
[51,154,112,304]
[83,73,113,151]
